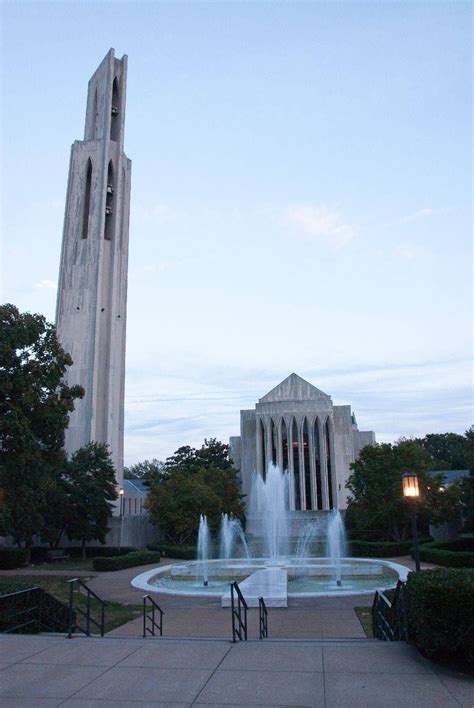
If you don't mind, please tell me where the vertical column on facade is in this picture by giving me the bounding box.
[319,417,330,510]
[326,419,336,509]
[308,421,317,510]
[256,417,263,477]
[288,418,295,510]
[298,418,306,510]
[265,418,273,474]
[276,417,283,471]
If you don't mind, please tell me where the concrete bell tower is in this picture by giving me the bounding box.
[56,49,131,491]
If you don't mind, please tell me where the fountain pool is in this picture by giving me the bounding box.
[131,465,409,605]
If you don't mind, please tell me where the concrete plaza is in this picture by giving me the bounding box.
[1,633,473,707]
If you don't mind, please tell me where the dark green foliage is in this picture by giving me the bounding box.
[64,443,117,556]
[0,548,29,569]
[407,569,474,665]
[418,540,474,568]
[148,543,197,559]
[0,304,83,546]
[349,540,415,558]
[92,550,161,571]
[124,459,164,484]
[146,438,244,545]
[0,580,36,597]
[345,440,437,540]
[414,432,468,470]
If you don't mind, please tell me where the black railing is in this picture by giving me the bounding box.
[231,581,248,642]
[67,578,105,638]
[0,587,70,634]
[372,580,409,641]
[143,594,164,637]
[259,596,268,639]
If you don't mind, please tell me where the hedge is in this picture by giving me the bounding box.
[148,544,197,560]
[349,540,414,558]
[407,568,474,666]
[92,550,161,571]
[418,539,474,568]
[0,548,29,569]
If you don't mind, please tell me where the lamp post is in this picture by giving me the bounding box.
[119,487,124,517]
[402,471,420,572]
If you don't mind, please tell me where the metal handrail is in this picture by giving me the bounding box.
[259,596,268,639]
[372,580,408,641]
[231,581,248,642]
[143,594,164,637]
[0,587,70,635]
[67,578,105,638]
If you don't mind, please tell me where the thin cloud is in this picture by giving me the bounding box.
[393,244,417,260]
[401,208,434,223]
[285,205,357,249]
[34,279,57,290]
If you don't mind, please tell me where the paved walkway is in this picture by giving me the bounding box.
[0,634,472,706]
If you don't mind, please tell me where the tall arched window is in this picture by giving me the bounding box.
[313,418,322,509]
[110,77,119,141]
[81,159,92,239]
[104,160,114,241]
[92,86,99,138]
[303,418,311,510]
[281,419,288,472]
[270,419,277,466]
[260,419,266,480]
[292,419,301,510]
[325,418,333,509]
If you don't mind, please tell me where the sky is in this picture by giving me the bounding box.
[1,1,472,466]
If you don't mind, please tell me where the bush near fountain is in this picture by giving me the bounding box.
[407,568,474,669]
[418,538,474,568]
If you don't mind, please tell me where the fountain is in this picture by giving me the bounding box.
[132,464,408,603]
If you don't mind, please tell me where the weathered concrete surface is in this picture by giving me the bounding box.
[0,635,471,706]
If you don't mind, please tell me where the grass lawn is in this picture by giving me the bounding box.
[354,606,373,638]
[27,558,96,572]
[0,575,142,634]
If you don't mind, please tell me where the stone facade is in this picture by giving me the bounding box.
[230,373,375,512]
[56,49,131,491]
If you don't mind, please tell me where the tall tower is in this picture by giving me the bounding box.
[56,49,131,491]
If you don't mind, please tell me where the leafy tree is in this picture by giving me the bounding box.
[345,439,453,540]
[0,304,83,547]
[63,442,117,558]
[124,458,164,485]
[146,438,244,544]
[414,432,467,470]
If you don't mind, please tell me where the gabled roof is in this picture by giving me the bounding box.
[259,373,331,403]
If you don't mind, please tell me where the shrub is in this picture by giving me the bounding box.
[407,568,474,666]
[0,548,29,569]
[92,550,160,571]
[349,540,414,557]
[148,543,196,560]
[418,540,474,568]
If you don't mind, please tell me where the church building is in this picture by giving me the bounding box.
[230,373,375,512]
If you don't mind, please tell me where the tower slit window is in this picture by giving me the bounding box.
[81,159,92,239]
[104,160,114,240]
[110,77,119,141]
[271,419,277,466]
[260,419,266,480]
[281,419,288,472]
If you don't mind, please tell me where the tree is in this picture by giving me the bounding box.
[124,458,165,485]
[146,438,244,544]
[414,432,468,470]
[0,304,83,547]
[63,442,117,557]
[345,439,453,540]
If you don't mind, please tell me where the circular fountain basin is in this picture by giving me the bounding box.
[131,557,409,598]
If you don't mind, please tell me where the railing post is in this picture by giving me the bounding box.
[143,596,147,637]
[86,590,91,636]
[67,580,74,639]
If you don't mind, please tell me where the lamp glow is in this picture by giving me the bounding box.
[402,471,419,499]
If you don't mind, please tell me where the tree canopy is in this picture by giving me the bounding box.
[0,304,83,546]
[414,432,468,470]
[146,438,244,545]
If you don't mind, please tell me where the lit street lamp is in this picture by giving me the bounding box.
[402,471,420,572]
[119,487,124,516]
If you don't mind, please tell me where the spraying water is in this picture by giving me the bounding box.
[219,513,252,560]
[248,464,290,563]
[327,510,347,586]
[197,514,210,586]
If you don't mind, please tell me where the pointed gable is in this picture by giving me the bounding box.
[259,373,331,403]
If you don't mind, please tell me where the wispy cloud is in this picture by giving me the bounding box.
[34,279,57,290]
[401,208,434,223]
[132,204,179,226]
[393,244,418,260]
[285,205,357,249]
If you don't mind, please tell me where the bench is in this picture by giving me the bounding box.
[46,549,70,562]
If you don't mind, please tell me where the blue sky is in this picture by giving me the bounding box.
[1,1,472,464]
